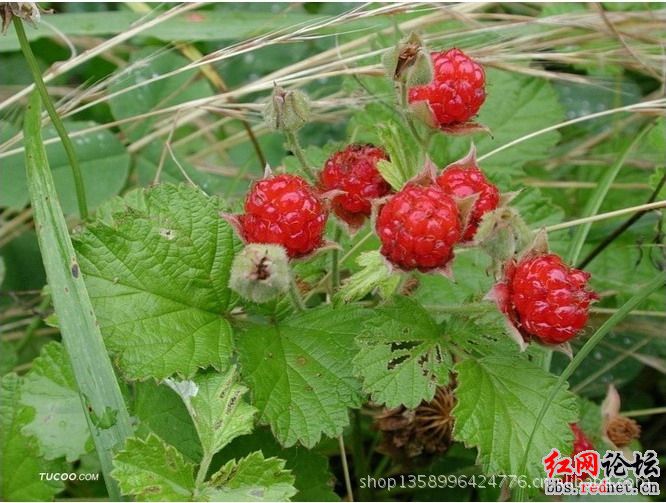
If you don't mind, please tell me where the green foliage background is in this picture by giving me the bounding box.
[0,2,664,502]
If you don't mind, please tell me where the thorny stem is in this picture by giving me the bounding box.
[285,130,315,181]
[578,172,666,269]
[338,434,354,502]
[14,18,89,220]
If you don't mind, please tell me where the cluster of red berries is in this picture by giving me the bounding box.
[231,47,597,347]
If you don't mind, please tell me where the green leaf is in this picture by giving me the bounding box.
[453,355,577,478]
[112,433,196,501]
[355,296,452,408]
[167,367,256,458]
[201,452,296,502]
[1,121,130,216]
[0,339,17,375]
[74,184,236,380]
[0,374,65,501]
[237,305,370,447]
[133,380,203,463]
[222,427,338,501]
[335,250,400,304]
[20,341,92,462]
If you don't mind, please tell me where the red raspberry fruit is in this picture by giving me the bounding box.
[437,164,499,241]
[376,184,462,271]
[239,174,327,258]
[570,423,595,454]
[319,144,392,228]
[408,48,486,127]
[501,254,599,345]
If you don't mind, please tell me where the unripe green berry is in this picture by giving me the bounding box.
[263,84,311,132]
[382,32,432,85]
[229,244,290,303]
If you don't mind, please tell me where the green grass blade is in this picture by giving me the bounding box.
[14,17,89,219]
[515,272,665,500]
[24,92,132,500]
[567,123,653,265]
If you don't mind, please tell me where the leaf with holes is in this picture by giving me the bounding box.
[354,296,452,409]
[73,184,237,380]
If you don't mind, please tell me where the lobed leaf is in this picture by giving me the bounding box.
[237,305,370,447]
[74,184,237,380]
[201,451,296,502]
[453,355,578,478]
[0,374,66,501]
[20,341,92,462]
[112,433,196,501]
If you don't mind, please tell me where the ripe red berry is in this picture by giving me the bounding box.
[437,163,499,241]
[239,173,327,258]
[376,184,462,271]
[408,48,486,127]
[500,254,599,345]
[570,423,595,454]
[319,144,392,228]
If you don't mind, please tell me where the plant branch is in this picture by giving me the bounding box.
[289,276,306,312]
[578,172,666,268]
[338,434,354,502]
[14,17,89,219]
[284,130,315,181]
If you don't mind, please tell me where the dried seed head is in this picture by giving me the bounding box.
[1,2,41,32]
[229,244,290,303]
[606,416,641,448]
[374,382,456,466]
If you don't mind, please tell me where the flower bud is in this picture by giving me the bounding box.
[382,32,432,85]
[229,244,290,303]
[263,84,311,132]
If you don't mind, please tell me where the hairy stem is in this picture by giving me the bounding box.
[285,130,315,181]
[289,276,306,312]
[14,18,89,220]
